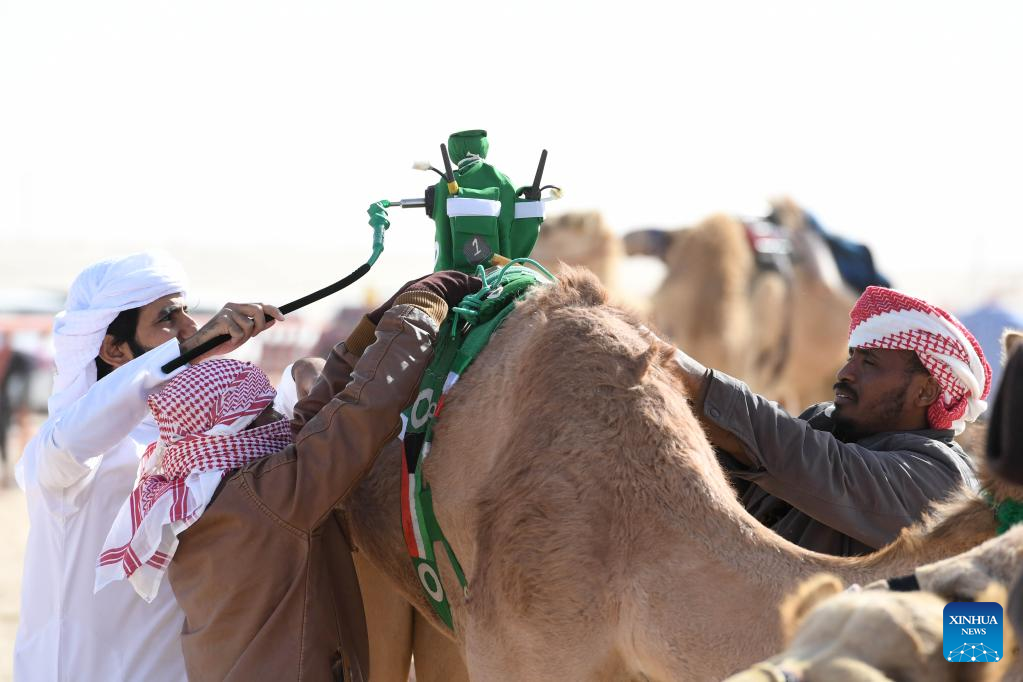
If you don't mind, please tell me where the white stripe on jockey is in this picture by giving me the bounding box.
[447,197,501,218]
[514,201,545,220]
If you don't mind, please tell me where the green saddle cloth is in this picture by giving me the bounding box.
[399,264,548,629]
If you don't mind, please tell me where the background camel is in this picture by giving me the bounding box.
[623,199,857,411]
[530,212,625,296]
[723,575,1011,682]
[532,200,866,411]
[343,269,999,681]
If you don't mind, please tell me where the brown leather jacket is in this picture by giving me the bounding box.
[168,292,447,681]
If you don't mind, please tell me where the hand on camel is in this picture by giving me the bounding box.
[179,302,284,364]
[367,271,483,325]
[291,357,326,401]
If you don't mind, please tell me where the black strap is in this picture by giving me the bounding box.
[161,262,372,374]
[887,573,921,591]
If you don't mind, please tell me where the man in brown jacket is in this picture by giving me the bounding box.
[670,286,992,556]
[99,271,480,681]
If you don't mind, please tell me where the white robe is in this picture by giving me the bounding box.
[15,339,188,682]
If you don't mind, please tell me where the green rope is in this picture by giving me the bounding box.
[449,258,556,336]
[982,491,1023,535]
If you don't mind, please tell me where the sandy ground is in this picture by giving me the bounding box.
[0,478,27,682]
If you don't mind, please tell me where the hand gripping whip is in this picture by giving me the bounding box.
[161,214,388,374]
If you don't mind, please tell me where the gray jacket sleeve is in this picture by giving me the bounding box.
[704,370,973,548]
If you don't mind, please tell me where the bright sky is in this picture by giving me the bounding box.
[1,0,1021,314]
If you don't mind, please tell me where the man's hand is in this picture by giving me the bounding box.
[291,357,326,401]
[367,271,483,325]
[179,302,285,364]
[665,346,754,466]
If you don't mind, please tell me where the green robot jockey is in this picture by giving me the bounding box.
[408,129,560,273]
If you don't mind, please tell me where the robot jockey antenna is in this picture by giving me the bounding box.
[392,129,562,273]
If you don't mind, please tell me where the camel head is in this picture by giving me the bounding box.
[622,213,764,375]
[529,211,623,288]
[621,209,847,410]
[725,575,1010,682]
[766,196,811,232]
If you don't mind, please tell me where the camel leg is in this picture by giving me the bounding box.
[411,609,470,682]
[353,552,414,682]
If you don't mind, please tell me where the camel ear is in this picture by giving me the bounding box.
[623,228,673,260]
[779,574,844,642]
[767,196,807,231]
[1003,330,1023,363]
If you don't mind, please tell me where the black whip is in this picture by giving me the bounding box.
[161,262,372,374]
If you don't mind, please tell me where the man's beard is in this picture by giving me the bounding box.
[833,379,911,442]
[128,335,154,359]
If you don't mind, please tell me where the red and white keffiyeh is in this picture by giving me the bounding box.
[96,359,292,601]
[848,286,992,434]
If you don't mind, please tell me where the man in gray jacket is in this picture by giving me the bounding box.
[672,286,992,556]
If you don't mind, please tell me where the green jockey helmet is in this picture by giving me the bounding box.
[447,129,489,163]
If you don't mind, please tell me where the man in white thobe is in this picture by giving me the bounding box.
[15,251,281,682]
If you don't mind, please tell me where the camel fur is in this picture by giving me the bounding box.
[723,575,1012,682]
[343,268,1005,681]
[531,211,628,301]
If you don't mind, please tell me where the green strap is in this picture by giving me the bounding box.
[402,263,554,630]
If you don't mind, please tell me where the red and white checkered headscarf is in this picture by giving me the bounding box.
[848,286,991,434]
[96,359,292,602]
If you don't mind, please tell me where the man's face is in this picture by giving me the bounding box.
[832,347,935,441]
[133,293,199,355]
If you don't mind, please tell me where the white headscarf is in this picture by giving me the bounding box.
[48,251,189,415]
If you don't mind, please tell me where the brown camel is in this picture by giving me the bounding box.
[623,198,857,411]
[723,575,1012,682]
[530,211,626,297]
[343,268,1002,681]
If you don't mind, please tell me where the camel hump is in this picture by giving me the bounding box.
[525,266,609,310]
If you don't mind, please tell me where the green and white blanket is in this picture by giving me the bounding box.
[399,264,548,629]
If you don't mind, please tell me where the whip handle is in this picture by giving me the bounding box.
[161,261,373,373]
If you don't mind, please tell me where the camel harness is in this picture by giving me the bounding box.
[400,262,553,629]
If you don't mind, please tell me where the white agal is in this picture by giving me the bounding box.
[15,339,188,682]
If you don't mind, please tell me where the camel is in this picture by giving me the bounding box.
[530,211,627,298]
[342,268,1002,681]
[722,575,1012,682]
[623,198,858,411]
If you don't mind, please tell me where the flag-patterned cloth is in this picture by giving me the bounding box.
[848,286,991,434]
[96,359,292,601]
[400,265,546,629]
